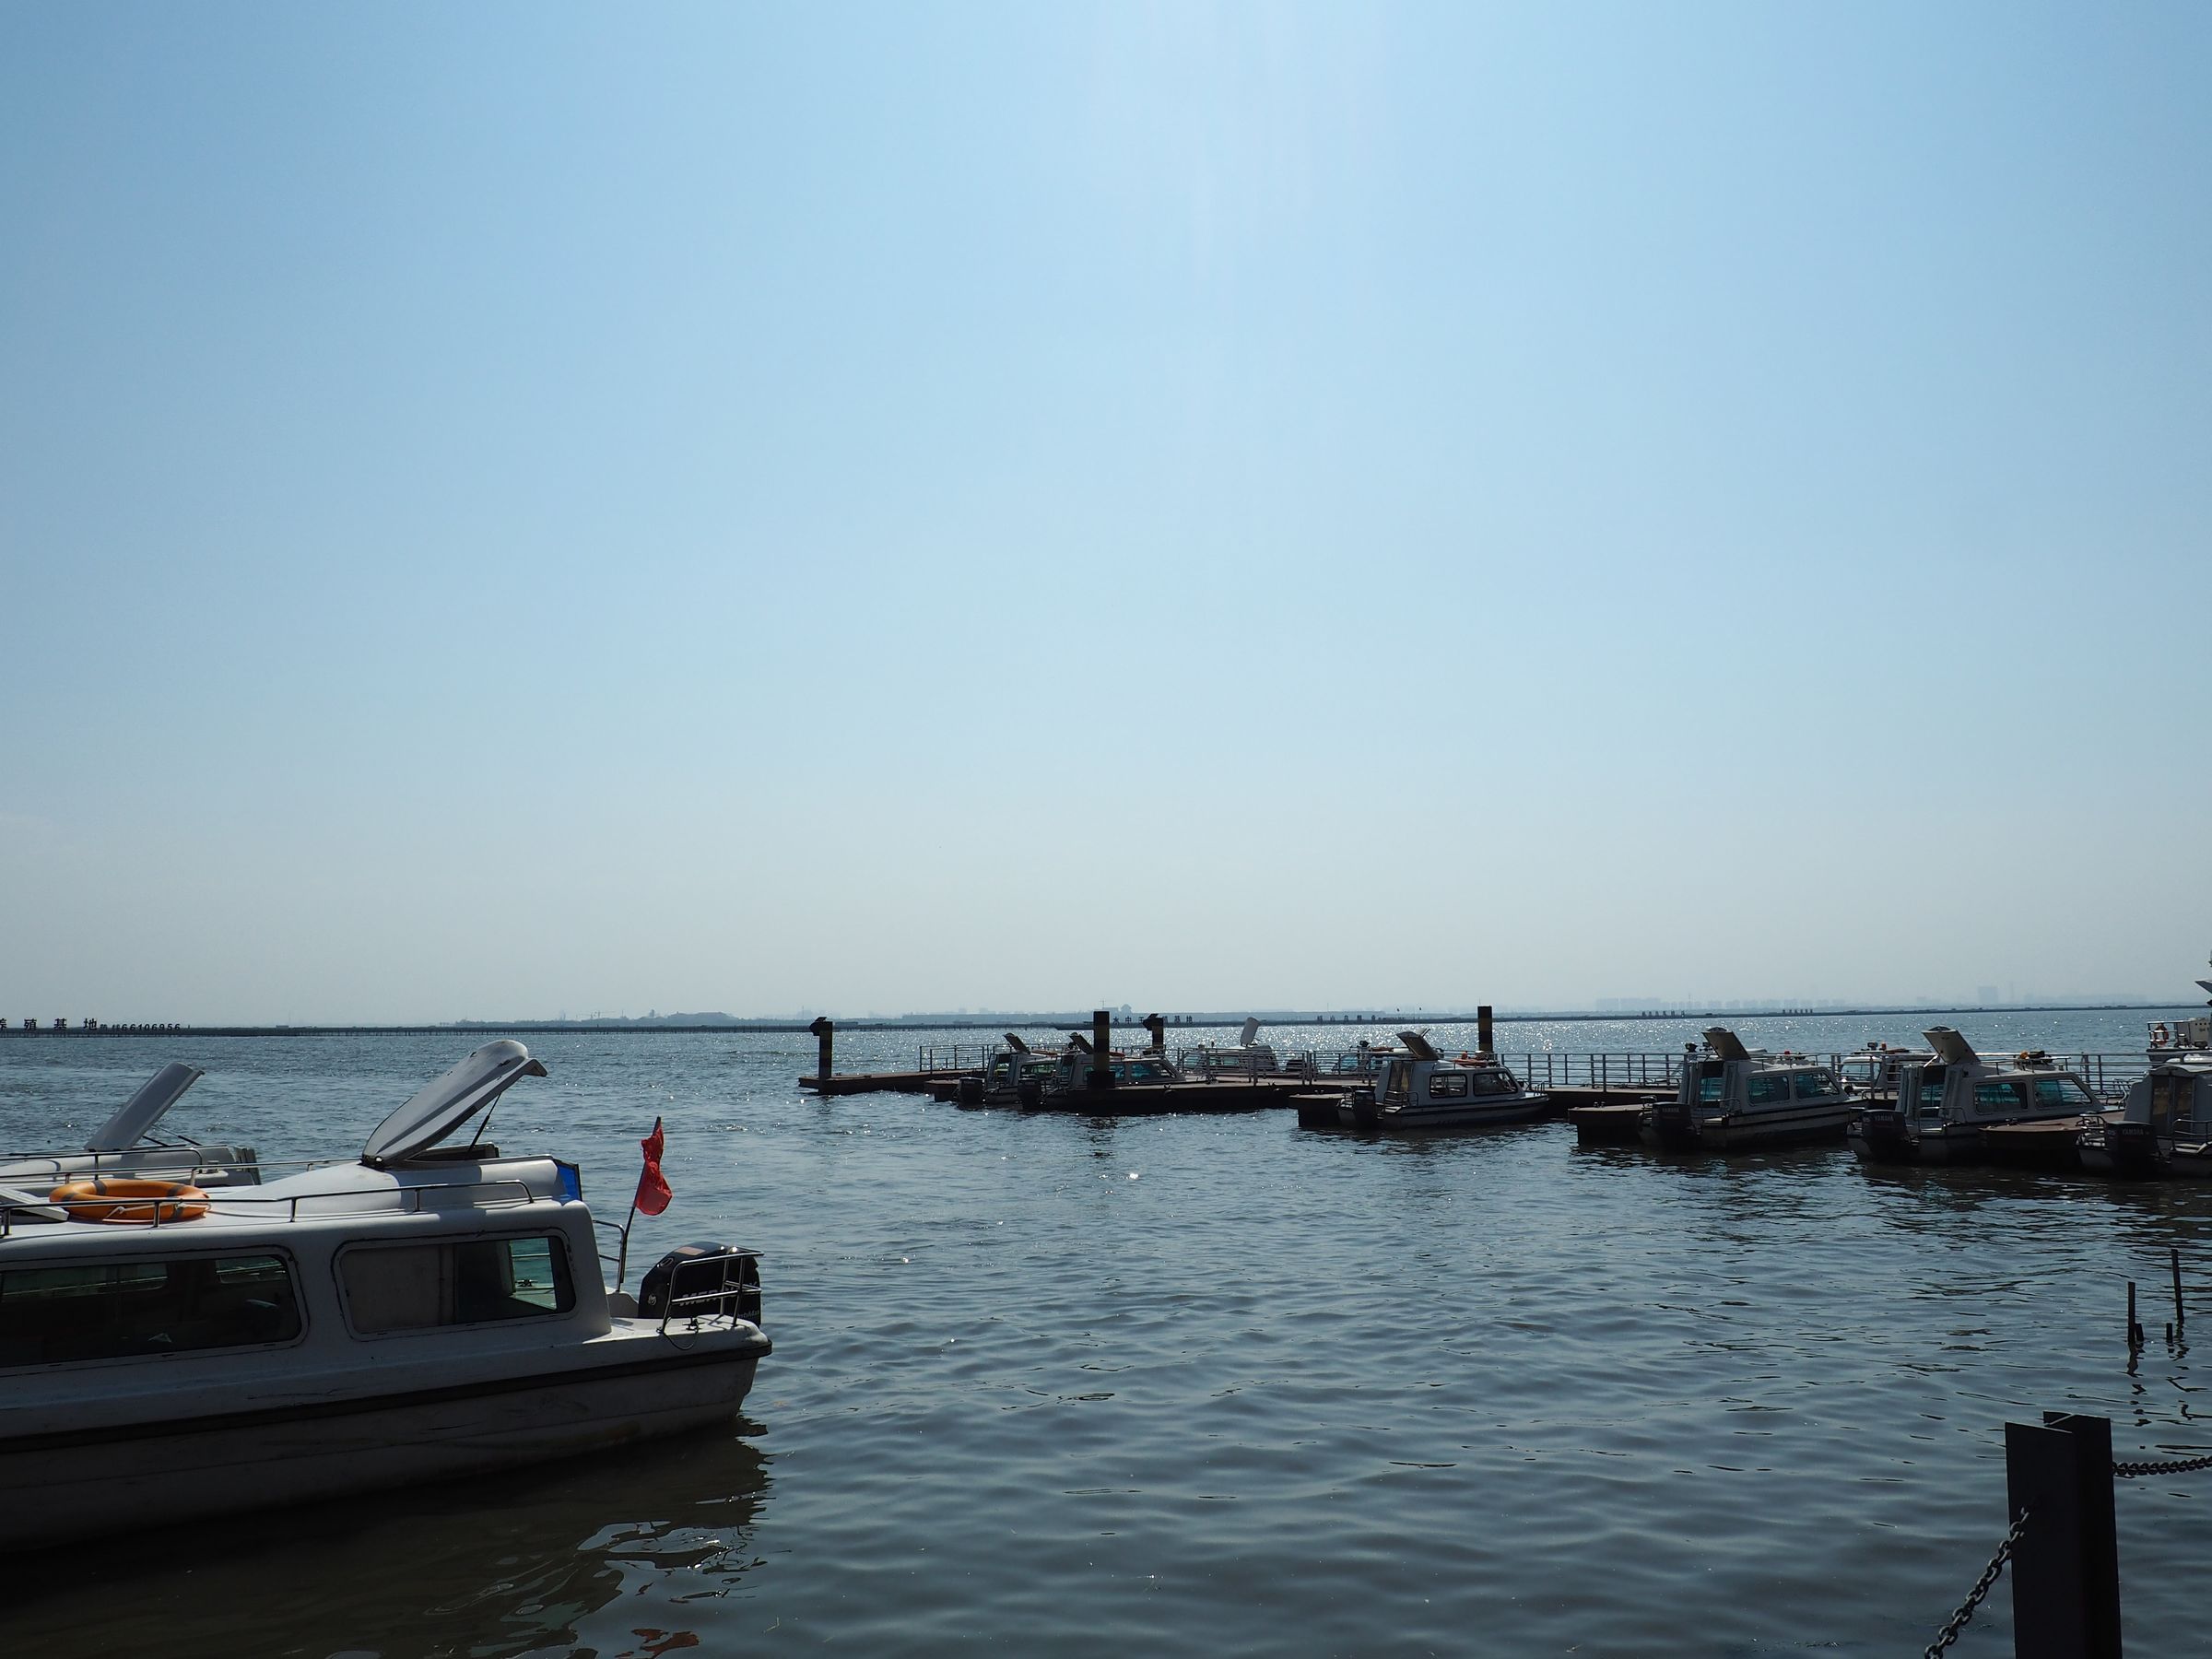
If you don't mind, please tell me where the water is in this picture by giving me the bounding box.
[4,1010,2211,1656]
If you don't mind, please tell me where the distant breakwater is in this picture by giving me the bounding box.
[0,1003,2184,1040]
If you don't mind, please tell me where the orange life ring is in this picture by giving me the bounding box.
[48,1177,209,1224]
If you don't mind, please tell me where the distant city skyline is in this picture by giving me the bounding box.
[4,5,2208,1023]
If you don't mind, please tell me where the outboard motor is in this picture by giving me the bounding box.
[639,1243,763,1326]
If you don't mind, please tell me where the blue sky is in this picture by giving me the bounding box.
[3,4,2207,1021]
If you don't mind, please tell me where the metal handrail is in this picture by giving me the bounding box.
[1,1175,541,1239]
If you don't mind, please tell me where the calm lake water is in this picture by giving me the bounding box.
[5,1010,2212,1656]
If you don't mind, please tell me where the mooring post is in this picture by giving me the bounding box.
[808,1016,834,1085]
[2128,1281,2144,1349]
[1141,1013,1165,1053]
[2006,1414,2123,1659]
[1089,1008,1113,1088]
[1477,1004,1494,1056]
[2173,1247,2185,1333]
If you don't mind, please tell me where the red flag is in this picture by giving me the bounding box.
[633,1117,672,1217]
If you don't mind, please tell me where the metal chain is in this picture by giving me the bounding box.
[1924,1508,2031,1658]
[2114,1451,2212,1477]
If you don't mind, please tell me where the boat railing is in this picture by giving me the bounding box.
[658,1248,762,1331]
[593,1217,629,1280]
[915,1043,991,1073]
[0,1173,542,1238]
[1504,1052,1690,1091]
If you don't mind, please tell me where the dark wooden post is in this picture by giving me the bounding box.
[1477,1004,1494,1056]
[808,1017,834,1085]
[2006,1413,2122,1658]
[1090,1009,1113,1088]
[1141,1013,1165,1052]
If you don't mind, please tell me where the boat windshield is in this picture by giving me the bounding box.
[1974,1081,2028,1114]
[2031,1077,2092,1110]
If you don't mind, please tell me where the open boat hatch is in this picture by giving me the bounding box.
[1702,1028,1751,1063]
[85,1063,205,1153]
[360,1041,548,1167]
[1923,1026,1978,1065]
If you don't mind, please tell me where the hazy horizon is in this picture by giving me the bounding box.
[6,5,2208,1024]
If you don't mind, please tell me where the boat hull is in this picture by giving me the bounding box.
[2080,1122,2212,1180]
[1846,1111,1990,1164]
[1342,1093,1550,1131]
[1641,1101,1852,1150]
[0,1326,768,1552]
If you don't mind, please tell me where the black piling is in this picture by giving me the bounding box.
[1088,1009,1113,1089]
[809,1016,834,1085]
[1477,1004,1494,1056]
[2005,1413,2123,1659]
[2128,1280,2145,1350]
[2172,1247,2185,1333]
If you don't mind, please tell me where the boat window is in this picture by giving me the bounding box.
[1973,1081,2028,1114]
[0,1253,301,1369]
[1746,1074,1790,1106]
[1792,1069,1838,1100]
[2031,1077,2091,1109]
[1384,1061,1411,1103]
[1470,1072,1509,1095]
[1429,1071,1470,1098]
[1695,1065,1726,1104]
[341,1234,576,1335]
[1914,1068,1947,1116]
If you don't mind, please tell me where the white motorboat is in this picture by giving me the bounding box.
[2079,1053,2212,1177]
[0,1063,259,1191]
[957,1034,1065,1106]
[1332,1031,1548,1130]
[1835,1042,1934,1102]
[1178,1018,1281,1080]
[2145,957,2212,1057]
[0,1041,769,1552]
[1640,1029,1851,1150]
[1848,1027,2100,1165]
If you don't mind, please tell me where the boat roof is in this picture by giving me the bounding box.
[85,1062,204,1152]
[362,1041,547,1167]
[1,1154,575,1243]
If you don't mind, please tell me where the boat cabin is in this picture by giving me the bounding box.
[1641,1028,1850,1149]
[1897,1028,2099,1127]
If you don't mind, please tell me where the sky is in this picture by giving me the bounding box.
[3,3,2208,1023]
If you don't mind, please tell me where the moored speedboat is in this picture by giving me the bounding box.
[1639,1029,1851,1150]
[1836,1042,1934,1105]
[0,1063,259,1191]
[1178,1018,1281,1080]
[957,1034,1064,1106]
[0,1041,769,1552]
[1331,1031,1547,1130]
[2078,1053,2212,1177]
[1849,1027,2100,1166]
